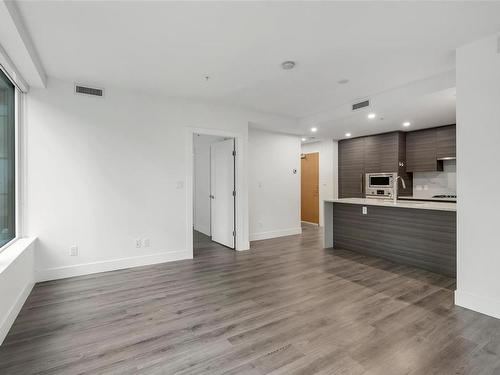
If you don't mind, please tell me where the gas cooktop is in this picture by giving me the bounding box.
[432,195,457,199]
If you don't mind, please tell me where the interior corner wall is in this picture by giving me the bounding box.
[301,139,338,226]
[24,78,295,281]
[193,134,224,236]
[455,33,500,319]
[248,128,301,241]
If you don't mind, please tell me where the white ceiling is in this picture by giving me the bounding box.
[9,1,500,135]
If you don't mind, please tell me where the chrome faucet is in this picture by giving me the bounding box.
[393,175,406,204]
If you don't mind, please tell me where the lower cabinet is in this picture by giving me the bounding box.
[332,203,456,277]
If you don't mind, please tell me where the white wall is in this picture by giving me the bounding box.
[455,33,500,319]
[413,159,456,198]
[25,78,295,281]
[248,128,301,241]
[301,139,338,226]
[193,134,224,236]
[0,238,36,345]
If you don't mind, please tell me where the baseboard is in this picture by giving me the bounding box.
[36,250,191,282]
[250,227,302,241]
[0,281,34,345]
[455,290,500,320]
[301,220,320,226]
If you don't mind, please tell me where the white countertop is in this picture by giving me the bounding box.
[325,198,456,212]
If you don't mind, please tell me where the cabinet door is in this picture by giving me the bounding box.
[338,138,364,198]
[406,128,438,172]
[436,125,456,159]
[364,132,398,173]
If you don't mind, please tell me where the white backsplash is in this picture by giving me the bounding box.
[412,160,456,198]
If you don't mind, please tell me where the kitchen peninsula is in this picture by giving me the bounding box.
[323,198,456,277]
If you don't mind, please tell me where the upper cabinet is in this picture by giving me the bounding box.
[436,125,456,159]
[406,124,456,172]
[363,132,399,173]
[338,137,365,198]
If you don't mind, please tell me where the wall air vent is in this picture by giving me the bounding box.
[352,99,370,111]
[75,84,104,97]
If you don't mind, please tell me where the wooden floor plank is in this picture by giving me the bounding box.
[0,225,499,374]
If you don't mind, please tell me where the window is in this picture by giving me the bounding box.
[0,68,16,248]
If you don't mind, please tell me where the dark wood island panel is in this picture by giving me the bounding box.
[332,203,456,277]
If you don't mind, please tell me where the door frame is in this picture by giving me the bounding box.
[186,127,248,258]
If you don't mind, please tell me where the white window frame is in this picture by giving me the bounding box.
[0,66,22,252]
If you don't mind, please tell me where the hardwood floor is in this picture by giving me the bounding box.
[1,225,500,374]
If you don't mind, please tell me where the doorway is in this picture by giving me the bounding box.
[193,134,236,254]
[301,152,319,224]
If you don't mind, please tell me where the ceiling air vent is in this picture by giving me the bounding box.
[352,99,370,111]
[75,84,104,97]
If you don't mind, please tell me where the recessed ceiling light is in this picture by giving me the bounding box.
[403,122,411,127]
[337,78,349,84]
[310,127,317,132]
[301,137,306,142]
[281,61,296,70]
[345,132,352,137]
[367,113,376,119]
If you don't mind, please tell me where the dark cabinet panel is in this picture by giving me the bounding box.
[397,132,412,197]
[406,128,439,172]
[332,202,456,277]
[338,137,364,198]
[364,132,399,173]
[436,125,456,159]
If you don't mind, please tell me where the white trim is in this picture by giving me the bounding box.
[455,290,500,320]
[301,220,319,226]
[186,127,249,252]
[250,227,302,241]
[36,250,190,282]
[0,280,33,345]
[0,72,21,253]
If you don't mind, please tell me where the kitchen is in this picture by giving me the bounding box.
[324,124,457,277]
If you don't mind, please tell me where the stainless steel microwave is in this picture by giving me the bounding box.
[365,172,396,198]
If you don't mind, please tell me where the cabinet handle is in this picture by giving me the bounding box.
[360,173,363,196]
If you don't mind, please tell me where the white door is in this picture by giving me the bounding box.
[210,139,235,248]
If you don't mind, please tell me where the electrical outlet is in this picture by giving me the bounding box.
[69,245,78,256]
[362,206,367,215]
[135,239,142,248]
[143,238,150,247]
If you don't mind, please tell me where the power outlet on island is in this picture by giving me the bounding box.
[362,206,368,215]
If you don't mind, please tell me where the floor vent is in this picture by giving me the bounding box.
[75,84,104,97]
[352,99,370,111]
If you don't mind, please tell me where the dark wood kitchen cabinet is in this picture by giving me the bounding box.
[406,128,439,172]
[338,137,364,198]
[406,124,456,172]
[436,125,456,159]
[364,132,399,173]
[338,132,411,198]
